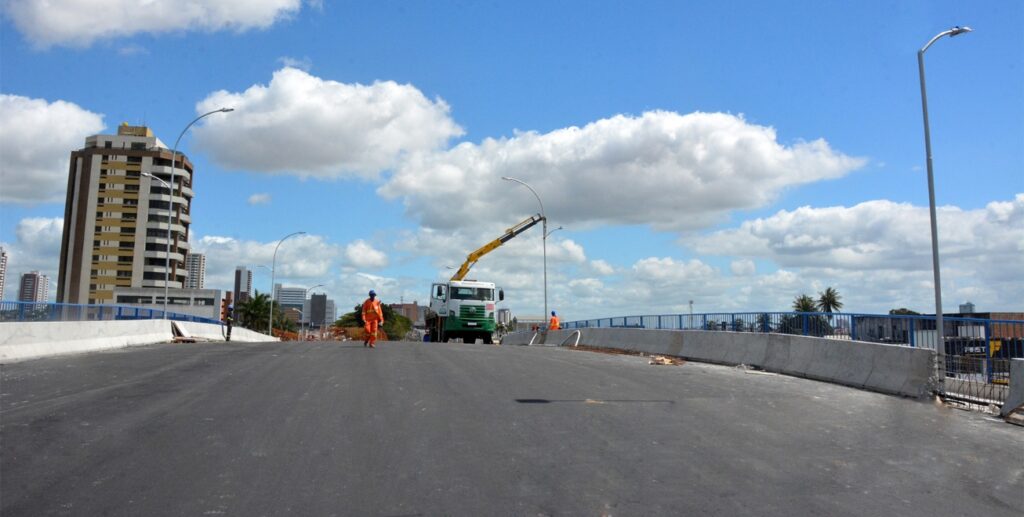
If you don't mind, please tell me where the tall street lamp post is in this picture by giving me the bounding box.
[917,25,972,383]
[269,231,306,335]
[502,176,548,328]
[160,107,233,319]
[141,172,172,317]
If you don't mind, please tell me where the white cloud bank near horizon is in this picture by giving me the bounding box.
[3,0,306,48]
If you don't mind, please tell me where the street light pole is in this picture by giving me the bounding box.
[141,172,172,317]
[269,231,306,335]
[917,25,972,384]
[162,107,233,319]
[502,176,548,328]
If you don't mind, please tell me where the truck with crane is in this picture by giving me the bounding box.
[426,214,544,344]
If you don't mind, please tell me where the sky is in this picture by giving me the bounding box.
[0,0,1021,321]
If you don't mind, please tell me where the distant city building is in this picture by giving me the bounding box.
[112,287,220,320]
[325,299,336,324]
[234,266,253,303]
[184,253,205,289]
[18,271,49,302]
[57,124,195,305]
[0,246,7,300]
[388,302,423,326]
[274,283,305,310]
[497,308,512,326]
[959,301,975,314]
[310,293,327,327]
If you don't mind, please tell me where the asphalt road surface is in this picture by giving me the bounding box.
[2,340,1022,516]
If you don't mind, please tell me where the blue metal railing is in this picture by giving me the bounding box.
[0,301,222,325]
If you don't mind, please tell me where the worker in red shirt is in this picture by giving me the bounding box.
[362,290,384,348]
[549,310,560,330]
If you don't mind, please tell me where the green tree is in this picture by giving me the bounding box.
[235,290,296,333]
[817,287,843,313]
[792,294,817,313]
[889,308,920,315]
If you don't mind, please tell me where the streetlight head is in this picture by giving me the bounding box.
[501,176,512,181]
[950,26,972,36]
[219,108,235,113]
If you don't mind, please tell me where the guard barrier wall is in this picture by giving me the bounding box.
[0,320,278,362]
[505,327,936,398]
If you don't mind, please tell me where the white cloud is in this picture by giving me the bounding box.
[192,233,341,292]
[344,240,388,270]
[0,95,105,204]
[117,44,149,56]
[3,0,304,48]
[277,55,312,71]
[193,67,463,178]
[690,195,1024,277]
[590,259,615,276]
[380,111,864,232]
[0,217,64,300]
[247,193,272,205]
[730,259,755,276]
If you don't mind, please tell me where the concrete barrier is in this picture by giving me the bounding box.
[0,320,280,362]
[0,320,172,362]
[1003,359,1024,417]
[172,321,277,343]
[510,327,936,398]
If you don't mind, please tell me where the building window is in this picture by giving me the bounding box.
[104,142,112,149]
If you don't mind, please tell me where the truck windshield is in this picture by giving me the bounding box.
[451,287,494,301]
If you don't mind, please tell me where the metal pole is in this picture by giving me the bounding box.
[269,231,306,335]
[163,107,233,318]
[917,26,971,386]
[501,176,547,327]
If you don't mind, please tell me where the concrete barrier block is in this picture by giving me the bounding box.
[0,320,173,362]
[499,332,535,346]
[1002,359,1024,417]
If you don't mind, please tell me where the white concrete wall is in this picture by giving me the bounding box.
[0,320,171,362]
[0,320,279,362]
[503,327,937,398]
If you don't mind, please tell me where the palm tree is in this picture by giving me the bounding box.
[236,291,271,330]
[817,287,843,314]
[792,294,817,313]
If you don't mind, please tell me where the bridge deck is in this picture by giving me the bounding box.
[2,341,1021,516]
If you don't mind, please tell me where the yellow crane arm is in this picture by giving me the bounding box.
[450,214,544,281]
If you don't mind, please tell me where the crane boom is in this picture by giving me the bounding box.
[450,214,544,281]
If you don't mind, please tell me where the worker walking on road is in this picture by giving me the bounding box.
[362,290,384,348]
[549,310,560,330]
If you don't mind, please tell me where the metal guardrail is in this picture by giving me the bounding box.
[0,301,222,325]
[564,311,1024,404]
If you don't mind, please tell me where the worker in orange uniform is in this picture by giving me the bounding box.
[362,290,384,348]
[549,310,560,330]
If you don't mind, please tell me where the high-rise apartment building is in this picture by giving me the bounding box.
[234,266,253,303]
[18,271,49,302]
[57,124,195,304]
[184,253,205,289]
[0,247,7,300]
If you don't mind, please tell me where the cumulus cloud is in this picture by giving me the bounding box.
[0,95,105,204]
[731,259,755,276]
[590,259,615,276]
[380,111,864,232]
[193,67,463,178]
[0,217,64,300]
[344,240,389,270]
[277,55,312,71]
[690,195,1024,277]
[192,233,341,291]
[247,193,272,205]
[3,0,304,48]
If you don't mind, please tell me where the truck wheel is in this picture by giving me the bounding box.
[482,334,493,345]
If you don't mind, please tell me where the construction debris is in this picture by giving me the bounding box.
[648,355,682,366]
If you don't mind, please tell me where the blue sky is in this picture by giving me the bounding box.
[1,1,1021,319]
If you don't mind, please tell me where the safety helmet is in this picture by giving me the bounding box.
[369,290,376,297]
[551,310,557,316]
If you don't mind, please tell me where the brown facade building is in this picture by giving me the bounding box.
[57,124,195,304]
